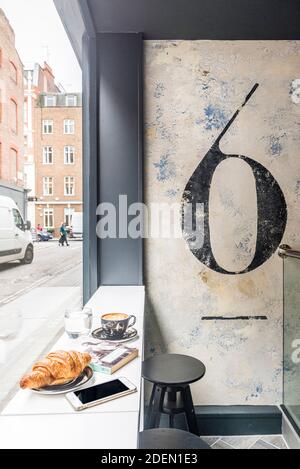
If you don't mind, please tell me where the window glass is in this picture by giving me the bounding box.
[43,176,54,196]
[12,209,25,231]
[10,99,18,133]
[42,120,53,134]
[44,95,56,107]
[43,147,53,164]
[9,148,17,182]
[64,208,75,226]
[66,95,77,106]
[64,119,75,134]
[10,61,18,82]
[44,208,54,228]
[64,176,75,196]
[64,146,75,164]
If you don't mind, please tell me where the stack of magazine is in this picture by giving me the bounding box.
[85,343,138,375]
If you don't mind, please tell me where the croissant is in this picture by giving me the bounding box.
[20,350,92,389]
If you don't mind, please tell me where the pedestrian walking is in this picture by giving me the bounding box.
[59,222,69,247]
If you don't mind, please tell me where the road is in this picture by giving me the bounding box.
[0,241,83,411]
[0,241,83,305]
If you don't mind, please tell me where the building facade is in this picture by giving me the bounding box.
[24,63,60,226]
[34,92,82,237]
[0,8,26,215]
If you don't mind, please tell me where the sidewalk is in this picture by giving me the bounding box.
[0,286,82,412]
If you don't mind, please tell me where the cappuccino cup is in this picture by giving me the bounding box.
[101,313,136,339]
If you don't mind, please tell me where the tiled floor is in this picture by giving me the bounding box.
[202,435,289,450]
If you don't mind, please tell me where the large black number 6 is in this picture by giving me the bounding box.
[181,84,287,275]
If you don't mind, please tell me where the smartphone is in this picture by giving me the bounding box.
[65,377,137,411]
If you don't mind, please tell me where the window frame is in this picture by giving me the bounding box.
[66,95,77,107]
[43,176,54,196]
[42,146,54,165]
[44,95,57,107]
[9,147,18,182]
[42,119,54,135]
[64,146,75,165]
[12,208,25,231]
[64,176,75,196]
[10,98,18,134]
[43,208,54,229]
[64,119,75,135]
[64,207,75,227]
[9,61,18,84]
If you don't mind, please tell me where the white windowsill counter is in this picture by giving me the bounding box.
[0,286,145,449]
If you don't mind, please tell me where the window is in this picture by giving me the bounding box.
[0,89,2,123]
[64,119,75,134]
[66,95,77,107]
[64,176,75,196]
[9,148,17,182]
[64,146,75,164]
[44,95,56,107]
[10,99,18,133]
[9,61,18,83]
[43,177,54,196]
[64,207,75,227]
[12,209,25,231]
[44,208,54,228]
[43,120,53,134]
[24,98,28,125]
[43,147,53,164]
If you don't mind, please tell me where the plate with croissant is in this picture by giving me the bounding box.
[20,350,93,395]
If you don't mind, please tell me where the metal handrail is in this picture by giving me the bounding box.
[278,245,300,260]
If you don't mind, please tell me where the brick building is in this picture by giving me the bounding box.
[24,63,60,226]
[0,8,26,215]
[34,92,82,237]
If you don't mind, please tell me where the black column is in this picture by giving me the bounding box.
[97,33,144,287]
[82,32,144,301]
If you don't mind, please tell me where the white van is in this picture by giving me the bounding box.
[71,212,83,239]
[0,196,34,265]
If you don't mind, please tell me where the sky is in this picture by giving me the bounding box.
[0,0,82,91]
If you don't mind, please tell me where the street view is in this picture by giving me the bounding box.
[0,1,83,409]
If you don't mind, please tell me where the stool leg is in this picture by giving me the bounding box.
[181,386,199,436]
[145,384,157,429]
[148,385,165,429]
[169,413,175,428]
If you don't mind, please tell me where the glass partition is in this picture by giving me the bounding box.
[283,255,300,432]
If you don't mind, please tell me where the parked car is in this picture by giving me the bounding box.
[71,212,83,239]
[31,228,53,242]
[0,196,34,265]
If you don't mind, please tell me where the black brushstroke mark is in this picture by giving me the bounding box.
[181,84,287,274]
[202,316,268,321]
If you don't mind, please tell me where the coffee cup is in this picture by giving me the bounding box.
[101,313,136,339]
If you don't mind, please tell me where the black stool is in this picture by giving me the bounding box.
[142,354,206,436]
[139,428,210,449]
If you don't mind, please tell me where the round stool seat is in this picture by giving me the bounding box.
[142,354,206,386]
[139,428,210,449]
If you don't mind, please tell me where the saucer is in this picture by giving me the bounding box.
[91,327,138,343]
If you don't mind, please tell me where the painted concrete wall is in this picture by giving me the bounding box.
[144,41,300,405]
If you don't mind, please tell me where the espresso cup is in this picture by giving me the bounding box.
[101,313,136,339]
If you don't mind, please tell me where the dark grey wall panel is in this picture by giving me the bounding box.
[82,33,99,303]
[53,0,86,65]
[87,0,300,39]
[98,33,143,286]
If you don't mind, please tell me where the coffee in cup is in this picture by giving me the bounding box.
[101,313,136,339]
